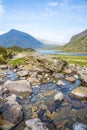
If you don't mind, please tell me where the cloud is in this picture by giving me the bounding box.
[48,2,59,7]
[43,7,57,16]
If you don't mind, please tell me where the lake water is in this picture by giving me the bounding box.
[37,49,87,56]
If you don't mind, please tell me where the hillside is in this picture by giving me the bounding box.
[0,29,44,49]
[61,29,87,52]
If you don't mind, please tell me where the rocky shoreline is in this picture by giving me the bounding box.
[0,53,87,130]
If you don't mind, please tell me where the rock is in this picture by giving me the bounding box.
[78,69,87,86]
[17,70,28,77]
[54,91,64,102]
[56,80,65,86]
[3,94,23,124]
[65,77,76,82]
[54,119,69,129]
[64,69,72,74]
[3,80,32,96]
[72,100,84,109]
[0,65,8,69]
[25,118,49,130]
[53,73,64,79]
[27,77,40,85]
[71,86,87,99]
[73,122,87,130]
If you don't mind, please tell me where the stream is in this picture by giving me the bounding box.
[0,69,87,130]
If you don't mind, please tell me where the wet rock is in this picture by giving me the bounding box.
[72,100,84,109]
[54,119,69,129]
[65,77,76,82]
[73,122,87,130]
[0,65,8,69]
[54,91,64,102]
[53,73,64,79]
[17,70,28,77]
[71,86,87,99]
[27,77,40,85]
[3,80,32,96]
[64,69,72,74]
[78,69,87,86]
[56,80,65,86]
[25,118,50,130]
[3,94,23,124]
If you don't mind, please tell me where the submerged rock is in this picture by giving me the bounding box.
[73,122,87,130]
[71,86,87,99]
[54,91,64,102]
[3,80,32,96]
[25,118,50,130]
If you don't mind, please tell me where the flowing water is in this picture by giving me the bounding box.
[0,70,87,130]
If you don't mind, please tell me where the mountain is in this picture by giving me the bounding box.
[0,29,44,49]
[61,29,87,52]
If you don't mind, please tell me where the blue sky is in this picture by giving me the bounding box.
[0,0,87,44]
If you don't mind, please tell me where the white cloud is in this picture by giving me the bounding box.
[48,2,59,7]
[43,7,56,16]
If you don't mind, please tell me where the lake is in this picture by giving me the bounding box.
[37,49,87,56]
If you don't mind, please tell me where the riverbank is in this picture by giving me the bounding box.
[0,51,87,130]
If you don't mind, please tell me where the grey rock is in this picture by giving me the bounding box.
[78,69,87,86]
[3,80,32,96]
[73,122,87,130]
[3,94,23,124]
[25,118,50,130]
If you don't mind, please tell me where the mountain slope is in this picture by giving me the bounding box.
[61,29,87,52]
[0,29,44,49]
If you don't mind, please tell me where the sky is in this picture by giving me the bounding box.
[0,0,87,44]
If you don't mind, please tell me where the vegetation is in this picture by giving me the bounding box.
[53,54,87,66]
[8,58,25,68]
[0,46,7,58]
[0,55,7,64]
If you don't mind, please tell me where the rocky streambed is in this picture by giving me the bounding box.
[0,55,87,130]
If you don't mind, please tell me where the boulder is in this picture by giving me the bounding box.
[78,69,87,86]
[3,94,23,124]
[3,80,32,96]
[71,86,87,99]
[73,122,87,130]
[54,91,64,102]
[25,118,50,130]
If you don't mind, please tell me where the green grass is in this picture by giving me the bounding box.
[52,54,87,66]
[8,58,25,68]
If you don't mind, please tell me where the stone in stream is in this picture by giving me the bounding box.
[71,86,87,99]
[65,77,76,83]
[3,80,32,96]
[56,80,66,86]
[3,94,23,128]
[17,70,28,77]
[73,122,87,130]
[54,91,64,102]
[78,69,87,86]
[53,73,64,79]
[25,118,50,130]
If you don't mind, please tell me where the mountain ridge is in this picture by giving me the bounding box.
[0,29,44,49]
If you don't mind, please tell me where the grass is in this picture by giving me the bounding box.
[8,58,25,68]
[0,55,7,64]
[52,54,87,66]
